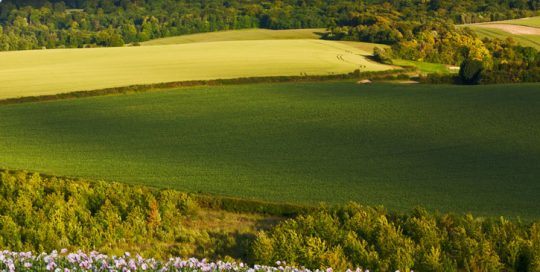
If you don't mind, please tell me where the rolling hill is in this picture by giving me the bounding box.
[1,81,539,218]
[461,16,540,49]
[492,16,540,28]
[141,28,326,45]
[0,39,392,100]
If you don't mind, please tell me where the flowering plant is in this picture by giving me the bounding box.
[0,250,372,272]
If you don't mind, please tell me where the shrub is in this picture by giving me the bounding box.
[0,170,200,257]
[459,59,484,84]
[373,47,393,64]
[252,203,540,271]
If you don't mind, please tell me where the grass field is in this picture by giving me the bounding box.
[142,28,385,54]
[0,39,392,100]
[461,17,540,49]
[462,25,540,49]
[1,81,539,218]
[141,28,326,45]
[391,59,455,74]
[492,16,540,28]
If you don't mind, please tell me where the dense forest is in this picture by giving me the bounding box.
[1,171,539,271]
[0,0,539,51]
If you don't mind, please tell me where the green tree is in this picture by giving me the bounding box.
[373,47,393,64]
[459,58,484,84]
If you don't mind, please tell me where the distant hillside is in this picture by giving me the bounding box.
[142,28,325,46]
[141,28,387,55]
[494,16,540,28]
[461,16,540,49]
[0,39,393,99]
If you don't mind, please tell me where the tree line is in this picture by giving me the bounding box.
[0,0,539,51]
[0,0,331,50]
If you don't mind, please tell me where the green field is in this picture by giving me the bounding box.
[464,25,540,49]
[142,28,385,54]
[494,16,540,28]
[141,28,326,45]
[1,82,539,218]
[391,59,456,74]
[0,39,392,99]
[461,16,540,49]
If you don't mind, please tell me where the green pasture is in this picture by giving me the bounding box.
[141,28,326,45]
[0,39,392,99]
[462,25,540,49]
[497,16,540,28]
[143,28,386,54]
[391,59,455,74]
[0,82,539,218]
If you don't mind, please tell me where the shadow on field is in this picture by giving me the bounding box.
[1,82,539,218]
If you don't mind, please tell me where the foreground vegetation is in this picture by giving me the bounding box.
[0,82,539,217]
[1,171,539,271]
[0,170,272,260]
[0,39,391,99]
[254,204,540,271]
[0,250,315,272]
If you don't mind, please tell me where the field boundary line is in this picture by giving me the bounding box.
[0,69,410,106]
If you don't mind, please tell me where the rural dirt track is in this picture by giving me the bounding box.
[476,24,540,35]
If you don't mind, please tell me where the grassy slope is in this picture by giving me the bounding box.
[0,82,539,218]
[141,28,326,45]
[391,59,454,74]
[0,39,392,100]
[461,17,540,49]
[463,25,540,49]
[493,16,540,28]
[142,28,385,52]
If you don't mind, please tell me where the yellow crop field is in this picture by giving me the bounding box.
[142,28,325,45]
[143,28,386,55]
[0,39,393,99]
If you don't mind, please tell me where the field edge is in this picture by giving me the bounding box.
[0,69,409,105]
